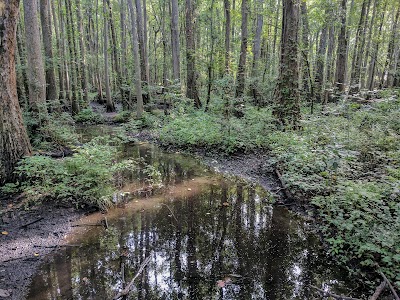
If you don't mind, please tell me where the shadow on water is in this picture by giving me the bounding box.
[27,127,362,300]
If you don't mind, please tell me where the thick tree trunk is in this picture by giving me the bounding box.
[40,0,58,103]
[103,1,115,112]
[128,0,144,117]
[235,0,248,98]
[300,1,312,100]
[250,0,263,105]
[273,0,301,129]
[50,0,64,103]
[0,0,32,184]
[170,0,181,81]
[335,0,348,92]
[65,0,80,114]
[76,0,89,103]
[185,0,201,108]
[23,0,47,116]
[223,0,231,73]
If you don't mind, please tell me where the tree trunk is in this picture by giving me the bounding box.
[23,0,47,117]
[40,0,58,103]
[223,0,231,73]
[0,0,32,185]
[250,0,263,105]
[65,0,80,114]
[76,0,89,103]
[367,3,386,90]
[185,0,201,108]
[300,0,312,100]
[170,0,181,81]
[235,0,248,98]
[128,0,144,117]
[273,0,301,129]
[314,25,328,102]
[380,5,400,88]
[335,0,348,92]
[103,0,115,112]
[349,0,370,93]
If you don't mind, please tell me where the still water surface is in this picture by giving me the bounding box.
[27,126,359,299]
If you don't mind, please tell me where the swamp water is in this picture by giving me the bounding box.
[27,126,359,299]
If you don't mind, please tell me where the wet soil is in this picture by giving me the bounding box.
[0,200,80,300]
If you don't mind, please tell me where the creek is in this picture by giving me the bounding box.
[27,125,359,299]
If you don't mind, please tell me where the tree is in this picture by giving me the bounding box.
[335,0,348,92]
[128,0,144,117]
[0,0,32,184]
[40,0,58,103]
[235,0,248,98]
[23,0,47,117]
[185,0,201,108]
[273,0,301,129]
[103,0,115,112]
[170,0,181,81]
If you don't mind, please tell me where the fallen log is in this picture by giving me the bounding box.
[369,281,386,300]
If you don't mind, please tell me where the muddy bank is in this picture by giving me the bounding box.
[0,200,80,300]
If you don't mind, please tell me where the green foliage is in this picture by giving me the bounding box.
[113,110,133,123]
[32,112,79,151]
[159,107,274,153]
[14,137,141,210]
[312,181,400,286]
[74,108,105,124]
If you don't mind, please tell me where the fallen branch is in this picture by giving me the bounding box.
[309,285,361,300]
[378,270,400,300]
[369,281,386,300]
[19,217,44,229]
[275,169,294,201]
[113,256,151,300]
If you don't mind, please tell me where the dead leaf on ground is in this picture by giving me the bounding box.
[0,289,11,298]
[222,202,229,207]
[216,277,232,288]
[1,231,8,235]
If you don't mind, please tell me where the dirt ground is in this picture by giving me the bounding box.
[0,200,80,300]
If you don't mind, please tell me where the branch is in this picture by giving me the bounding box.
[378,270,400,300]
[18,217,44,229]
[369,281,386,300]
[113,256,151,300]
[309,285,362,300]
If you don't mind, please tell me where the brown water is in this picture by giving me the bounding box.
[27,128,361,300]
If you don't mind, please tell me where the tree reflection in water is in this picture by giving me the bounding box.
[27,142,359,300]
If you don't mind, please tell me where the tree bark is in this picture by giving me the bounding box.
[40,0,58,103]
[128,0,144,117]
[223,0,231,73]
[273,0,301,129]
[23,0,47,116]
[235,0,248,98]
[314,25,328,102]
[76,0,89,103]
[65,0,80,114]
[103,0,115,112]
[170,0,181,81]
[250,0,264,105]
[335,0,348,92]
[0,0,32,185]
[185,0,201,108]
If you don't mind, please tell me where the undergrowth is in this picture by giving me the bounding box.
[148,91,400,288]
[4,136,160,210]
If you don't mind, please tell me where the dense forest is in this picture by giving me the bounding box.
[1,0,400,298]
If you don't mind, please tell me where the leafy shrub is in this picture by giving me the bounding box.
[32,112,79,150]
[74,108,104,124]
[113,111,133,123]
[15,137,141,210]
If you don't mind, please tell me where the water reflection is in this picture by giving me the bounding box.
[28,141,357,300]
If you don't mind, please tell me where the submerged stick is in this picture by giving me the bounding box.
[113,256,151,300]
[309,285,362,300]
